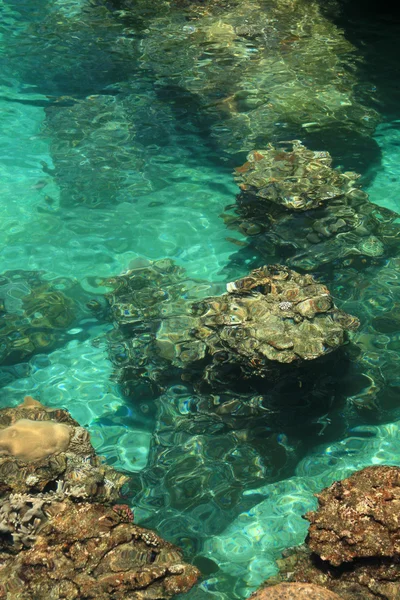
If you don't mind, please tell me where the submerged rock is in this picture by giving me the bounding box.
[262,466,400,600]
[104,260,358,394]
[225,141,399,272]
[0,271,77,367]
[136,0,379,152]
[189,265,359,380]
[0,398,199,599]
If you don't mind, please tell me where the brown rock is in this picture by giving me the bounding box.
[305,466,400,566]
[251,582,343,599]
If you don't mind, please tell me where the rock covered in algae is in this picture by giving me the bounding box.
[0,398,199,599]
[0,271,76,366]
[262,466,400,600]
[250,582,343,600]
[0,396,128,502]
[305,465,400,566]
[0,498,199,599]
[225,141,400,271]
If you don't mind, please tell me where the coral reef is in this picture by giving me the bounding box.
[0,398,199,599]
[262,466,400,600]
[251,583,343,599]
[224,141,399,272]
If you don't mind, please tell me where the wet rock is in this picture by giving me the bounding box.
[251,582,343,599]
[262,466,400,600]
[0,399,199,599]
[0,498,199,599]
[305,465,400,566]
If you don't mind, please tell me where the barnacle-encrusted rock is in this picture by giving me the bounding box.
[225,141,400,271]
[0,397,127,502]
[251,582,343,599]
[0,497,199,599]
[262,466,400,600]
[305,465,400,566]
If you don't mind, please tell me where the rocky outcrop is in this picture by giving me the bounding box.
[0,398,199,599]
[261,466,400,600]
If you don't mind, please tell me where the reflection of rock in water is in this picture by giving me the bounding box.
[100,259,361,552]
[262,466,400,600]
[0,397,199,599]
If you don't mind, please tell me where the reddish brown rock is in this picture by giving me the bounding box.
[251,582,343,599]
[0,498,199,599]
[305,466,400,566]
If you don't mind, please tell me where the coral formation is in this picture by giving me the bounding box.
[0,399,199,599]
[0,396,128,501]
[262,466,400,600]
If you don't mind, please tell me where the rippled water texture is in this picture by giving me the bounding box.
[0,0,400,598]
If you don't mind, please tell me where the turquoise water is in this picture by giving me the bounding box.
[1,0,400,598]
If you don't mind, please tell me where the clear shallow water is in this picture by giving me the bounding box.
[0,0,400,598]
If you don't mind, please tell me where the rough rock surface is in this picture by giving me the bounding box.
[0,398,199,599]
[0,498,199,599]
[191,265,359,376]
[250,582,343,599]
[105,260,358,391]
[305,465,400,566]
[262,466,400,600]
[234,142,358,211]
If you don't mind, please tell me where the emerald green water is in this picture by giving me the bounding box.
[0,0,400,598]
